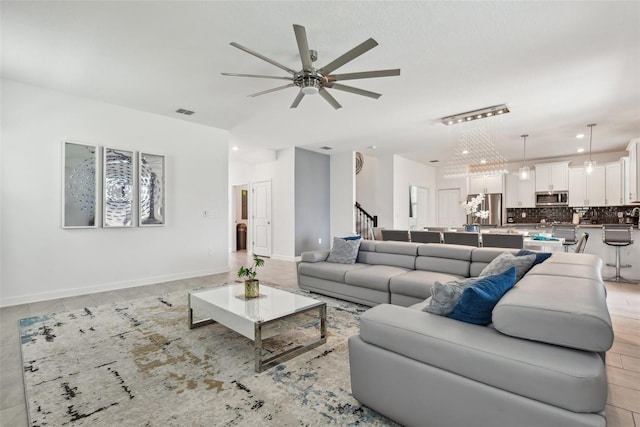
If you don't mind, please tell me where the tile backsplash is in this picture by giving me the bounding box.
[507,206,635,224]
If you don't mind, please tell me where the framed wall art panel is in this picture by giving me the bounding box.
[62,141,99,228]
[103,147,135,227]
[139,152,165,226]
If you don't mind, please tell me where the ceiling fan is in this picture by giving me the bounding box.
[221,24,401,109]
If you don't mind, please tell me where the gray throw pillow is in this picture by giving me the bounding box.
[424,277,478,316]
[479,252,536,282]
[326,237,361,264]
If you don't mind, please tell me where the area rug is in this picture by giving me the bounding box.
[19,282,397,426]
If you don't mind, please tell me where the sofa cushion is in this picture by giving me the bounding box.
[526,262,602,281]
[492,274,614,352]
[345,265,411,292]
[298,261,367,283]
[300,250,330,263]
[326,237,361,264]
[359,304,608,413]
[479,252,535,281]
[357,251,416,269]
[415,244,472,276]
[389,270,463,302]
[448,267,517,325]
[423,277,478,315]
[375,241,421,256]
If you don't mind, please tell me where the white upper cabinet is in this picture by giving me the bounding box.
[535,162,569,192]
[468,174,504,194]
[628,139,640,203]
[505,171,536,208]
[605,160,625,206]
[568,165,605,207]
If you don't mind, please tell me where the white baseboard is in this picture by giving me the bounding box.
[270,254,299,262]
[0,267,230,308]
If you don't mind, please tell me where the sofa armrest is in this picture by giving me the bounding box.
[300,250,330,262]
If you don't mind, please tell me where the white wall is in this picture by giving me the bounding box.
[355,153,377,214]
[374,155,395,228]
[392,156,437,229]
[229,148,296,260]
[330,151,356,237]
[1,80,230,306]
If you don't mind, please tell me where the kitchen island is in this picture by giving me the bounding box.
[502,224,639,281]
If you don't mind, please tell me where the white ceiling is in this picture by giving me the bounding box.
[2,1,639,166]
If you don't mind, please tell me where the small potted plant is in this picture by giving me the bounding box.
[237,253,265,298]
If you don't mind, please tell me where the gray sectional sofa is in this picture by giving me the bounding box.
[297,240,613,427]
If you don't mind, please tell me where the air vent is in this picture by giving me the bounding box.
[430,160,440,163]
[176,108,195,115]
[320,146,333,150]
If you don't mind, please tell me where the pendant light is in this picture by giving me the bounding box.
[519,134,530,180]
[584,124,596,175]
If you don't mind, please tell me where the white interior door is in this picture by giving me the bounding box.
[252,180,272,257]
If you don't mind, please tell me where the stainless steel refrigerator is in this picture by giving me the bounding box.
[466,193,502,226]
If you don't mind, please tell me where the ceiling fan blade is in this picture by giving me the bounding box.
[328,69,401,82]
[229,42,297,75]
[293,24,313,72]
[249,83,295,98]
[318,88,342,110]
[329,83,382,99]
[320,38,378,75]
[290,91,305,108]
[221,72,292,81]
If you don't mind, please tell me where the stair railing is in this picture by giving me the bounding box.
[355,202,378,239]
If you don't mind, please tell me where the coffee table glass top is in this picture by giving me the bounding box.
[190,283,323,323]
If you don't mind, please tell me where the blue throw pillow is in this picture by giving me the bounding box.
[447,267,517,326]
[516,249,552,266]
[342,235,362,241]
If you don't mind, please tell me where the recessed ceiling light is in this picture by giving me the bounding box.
[480,159,487,164]
[462,149,469,155]
[576,134,585,139]
[369,145,377,150]
[577,147,585,153]
[232,146,239,151]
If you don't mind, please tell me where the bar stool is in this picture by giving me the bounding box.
[602,224,638,284]
[552,225,577,252]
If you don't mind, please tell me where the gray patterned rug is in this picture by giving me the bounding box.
[20,282,397,426]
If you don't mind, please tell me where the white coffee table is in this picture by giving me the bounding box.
[188,284,327,372]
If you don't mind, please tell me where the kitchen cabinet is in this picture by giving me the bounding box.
[505,171,536,208]
[605,159,625,206]
[568,165,605,207]
[535,162,569,192]
[627,139,640,203]
[468,174,503,194]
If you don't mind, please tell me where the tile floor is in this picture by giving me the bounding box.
[1,252,639,426]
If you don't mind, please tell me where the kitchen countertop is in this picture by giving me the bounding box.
[502,223,638,229]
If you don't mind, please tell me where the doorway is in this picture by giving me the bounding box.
[231,184,248,252]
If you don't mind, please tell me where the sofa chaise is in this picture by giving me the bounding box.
[297,240,613,427]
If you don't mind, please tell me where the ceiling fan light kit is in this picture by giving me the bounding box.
[222,24,400,109]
